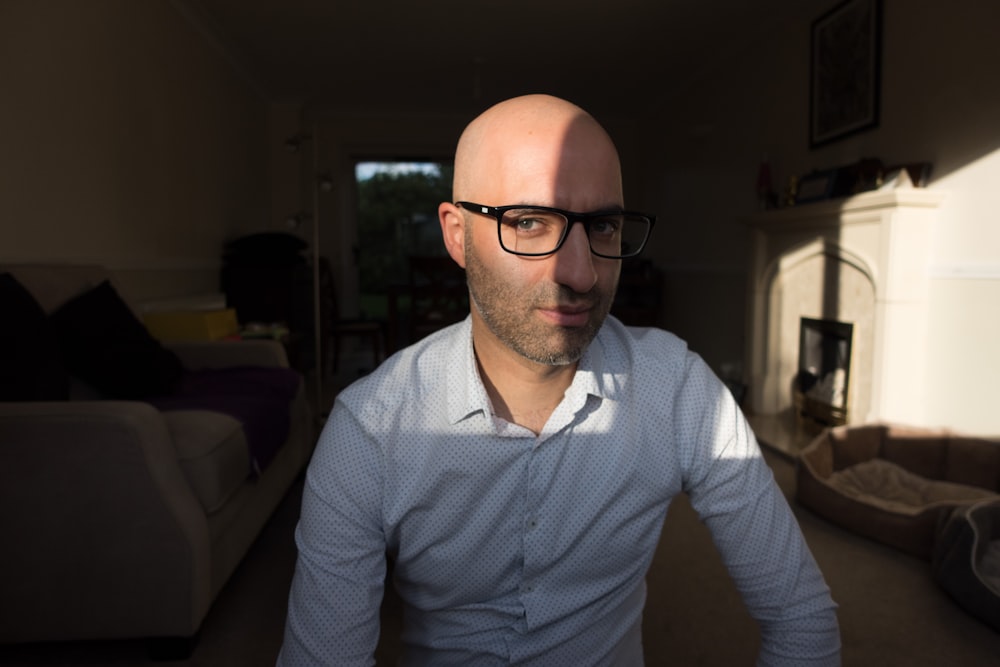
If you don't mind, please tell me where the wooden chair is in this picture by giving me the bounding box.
[318,258,385,374]
[406,255,468,344]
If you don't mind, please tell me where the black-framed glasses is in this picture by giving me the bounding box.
[455,202,655,259]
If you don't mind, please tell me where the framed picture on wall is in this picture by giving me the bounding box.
[809,0,883,148]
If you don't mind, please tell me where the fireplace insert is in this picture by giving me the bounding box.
[795,317,853,430]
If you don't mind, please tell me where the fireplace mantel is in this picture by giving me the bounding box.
[746,187,946,232]
[744,185,947,441]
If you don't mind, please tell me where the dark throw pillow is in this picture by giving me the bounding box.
[49,280,184,399]
[223,232,307,268]
[0,273,70,401]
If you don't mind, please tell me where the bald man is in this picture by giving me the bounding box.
[277,95,840,666]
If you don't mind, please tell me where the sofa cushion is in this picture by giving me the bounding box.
[161,410,250,514]
[49,280,184,399]
[149,367,301,475]
[0,273,70,401]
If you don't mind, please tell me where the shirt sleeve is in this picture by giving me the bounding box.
[276,400,386,667]
[678,357,841,666]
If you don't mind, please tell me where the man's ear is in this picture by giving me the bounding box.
[438,202,467,269]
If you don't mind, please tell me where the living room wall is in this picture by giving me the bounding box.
[637,0,1000,435]
[0,0,270,304]
[4,1,994,435]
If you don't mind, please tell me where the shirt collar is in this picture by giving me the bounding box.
[444,317,628,426]
[445,317,492,425]
[572,324,630,404]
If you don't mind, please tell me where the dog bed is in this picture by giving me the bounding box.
[933,499,1000,631]
[796,423,1000,559]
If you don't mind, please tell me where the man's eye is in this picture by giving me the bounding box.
[515,217,545,231]
[505,211,559,233]
[590,217,621,235]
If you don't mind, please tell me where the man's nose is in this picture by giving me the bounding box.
[551,221,598,293]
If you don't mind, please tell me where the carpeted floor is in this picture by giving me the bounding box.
[2,447,999,666]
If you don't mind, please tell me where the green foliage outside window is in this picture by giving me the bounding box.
[355,163,454,297]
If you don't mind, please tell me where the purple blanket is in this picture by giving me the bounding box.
[148,367,301,475]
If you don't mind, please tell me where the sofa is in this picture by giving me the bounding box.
[0,264,314,649]
[796,423,1000,559]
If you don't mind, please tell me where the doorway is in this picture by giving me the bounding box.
[352,159,454,347]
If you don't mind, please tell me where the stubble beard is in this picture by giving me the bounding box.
[464,236,616,366]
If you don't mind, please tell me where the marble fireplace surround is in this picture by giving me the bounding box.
[744,185,946,451]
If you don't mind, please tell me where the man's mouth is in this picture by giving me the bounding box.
[538,303,594,327]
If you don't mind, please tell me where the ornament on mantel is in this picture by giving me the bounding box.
[756,154,777,210]
[785,175,798,207]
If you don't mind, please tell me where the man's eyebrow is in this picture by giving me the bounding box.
[512,203,626,213]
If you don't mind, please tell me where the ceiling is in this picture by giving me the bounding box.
[180,0,829,117]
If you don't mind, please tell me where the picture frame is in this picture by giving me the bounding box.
[809,0,883,148]
[795,169,838,204]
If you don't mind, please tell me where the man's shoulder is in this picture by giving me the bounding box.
[598,316,694,367]
[592,317,717,402]
[337,318,470,413]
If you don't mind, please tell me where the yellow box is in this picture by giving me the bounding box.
[143,308,239,342]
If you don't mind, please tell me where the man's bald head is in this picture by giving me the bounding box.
[452,94,623,209]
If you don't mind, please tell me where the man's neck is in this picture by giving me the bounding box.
[472,328,578,436]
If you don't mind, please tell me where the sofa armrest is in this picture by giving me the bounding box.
[0,401,211,641]
[168,339,290,370]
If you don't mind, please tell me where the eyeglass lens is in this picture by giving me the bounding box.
[499,208,649,257]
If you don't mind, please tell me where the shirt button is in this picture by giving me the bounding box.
[528,519,538,529]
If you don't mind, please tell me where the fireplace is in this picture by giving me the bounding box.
[795,317,853,431]
[743,186,946,454]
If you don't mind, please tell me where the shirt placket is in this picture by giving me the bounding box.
[520,441,545,607]
[517,396,586,630]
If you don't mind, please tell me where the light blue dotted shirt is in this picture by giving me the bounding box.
[277,316,840,666]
